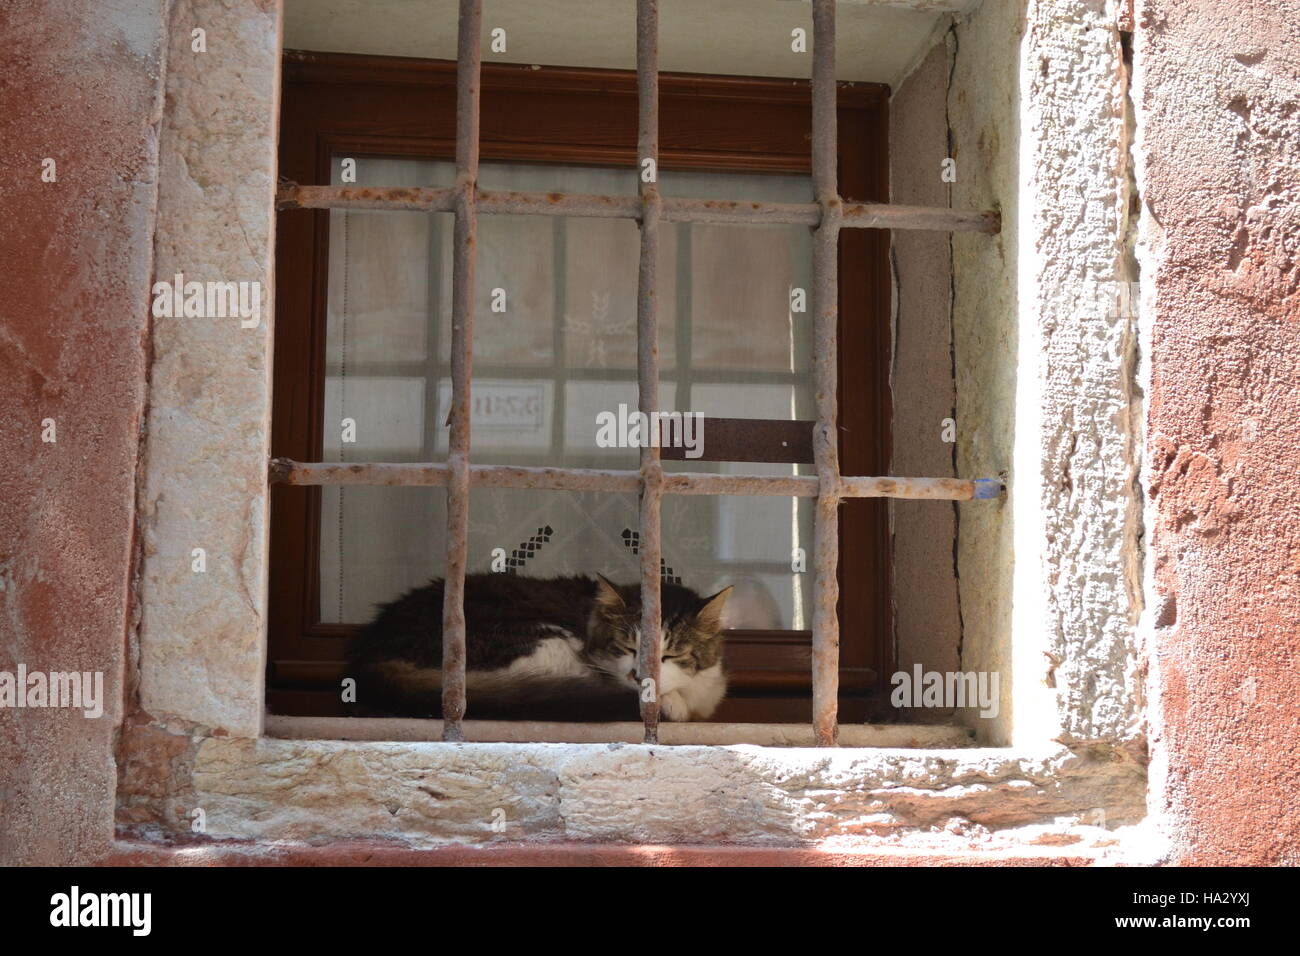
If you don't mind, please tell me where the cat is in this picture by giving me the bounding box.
[348,573,732,722]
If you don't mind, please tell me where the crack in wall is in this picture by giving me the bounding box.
[945,22,966,667]
[1119,20,1148,645]
[120,0,177,750]
[888,240,901,670]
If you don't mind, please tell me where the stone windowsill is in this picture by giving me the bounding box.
[264,714,977,748]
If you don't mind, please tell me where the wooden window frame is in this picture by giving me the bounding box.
[268,49,894,723]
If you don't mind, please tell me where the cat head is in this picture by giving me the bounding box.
[584,574,731,695]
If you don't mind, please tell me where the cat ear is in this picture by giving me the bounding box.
[695,586,733,631]
[594,573,627,610]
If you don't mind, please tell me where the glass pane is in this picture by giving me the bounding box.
[320,155,814,628]
[663,489,812,631]
[319,486,442,624]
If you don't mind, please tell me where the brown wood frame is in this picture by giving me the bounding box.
[269,50,893,722]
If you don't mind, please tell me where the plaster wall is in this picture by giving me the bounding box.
[1136,0,1300,865]
[1009,0,1144,750]
[0,0,168,866]
[947,0,1022,746]
[946,0,1143,749]
[889,40,961,721]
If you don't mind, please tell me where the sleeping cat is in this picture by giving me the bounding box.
[348,573,731,722]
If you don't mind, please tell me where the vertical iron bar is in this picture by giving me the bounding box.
[810,0,842,747]
[635,0,665,744]
[441,0,482,742]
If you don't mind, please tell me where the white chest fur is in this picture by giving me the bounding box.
[659,663,727,721]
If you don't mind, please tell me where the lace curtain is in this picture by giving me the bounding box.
[320,156,815,629]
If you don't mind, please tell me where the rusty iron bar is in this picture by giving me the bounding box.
[279,184,458,212]
[270,458,1004,500]
[440,0,483,743]
[810,0,841,748]
[635,0,664,745]
[278,183,1000,234]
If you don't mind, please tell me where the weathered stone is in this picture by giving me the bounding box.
[190,739,1146,847]
[135,0,281,735]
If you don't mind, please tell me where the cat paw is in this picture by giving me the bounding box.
[660,690,690,721]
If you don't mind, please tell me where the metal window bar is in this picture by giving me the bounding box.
[440,0,483,742]
[278,185,998,234]
[271,0,1003,747]
[809,0,841,746]
[635,0,665,740]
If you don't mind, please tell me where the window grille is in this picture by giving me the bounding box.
[272,0,1001,746]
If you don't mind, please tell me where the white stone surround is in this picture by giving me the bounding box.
[125,0,1150,854]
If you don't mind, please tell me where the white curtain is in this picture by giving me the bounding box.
[320,156,815,629]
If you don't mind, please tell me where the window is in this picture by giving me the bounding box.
[121,0,1149,849]
[269,52,894,725]
[268,0,998,743]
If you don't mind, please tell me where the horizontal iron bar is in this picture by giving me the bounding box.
[795,0,978,13]
[277,183,1000,234]
[269,458,1004,500]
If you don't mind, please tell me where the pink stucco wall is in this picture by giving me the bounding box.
[0,0,166,865]
[1139,0,1300,865]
